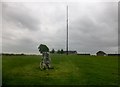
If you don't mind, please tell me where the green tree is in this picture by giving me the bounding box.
[57,49,61,54]
[60,49,64,54]
[51,49,55,53]
[38,44,49,53]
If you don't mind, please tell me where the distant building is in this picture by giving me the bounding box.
[64,51,77,54]
[96,51,106,56]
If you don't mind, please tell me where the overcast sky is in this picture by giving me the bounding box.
[2,2,118,54]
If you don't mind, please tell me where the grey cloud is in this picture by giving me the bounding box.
[2,2,118,54]
[3,3,40,31]
[3,37,39,53]
[68,2,118,53]
[0,3,2,53]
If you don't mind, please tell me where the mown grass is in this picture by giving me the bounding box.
[0,55,2,86]
[2,54,118,86]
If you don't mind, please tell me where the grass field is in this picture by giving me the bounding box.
[0,56,2,86]
[2,54,118,86]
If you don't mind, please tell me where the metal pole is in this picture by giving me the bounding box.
[66,5,68,55]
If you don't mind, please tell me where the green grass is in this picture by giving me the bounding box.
[2,54,118,86]
[0,55,2,86]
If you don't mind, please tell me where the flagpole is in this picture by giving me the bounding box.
[66,5,68,55]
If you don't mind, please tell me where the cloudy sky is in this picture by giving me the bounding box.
[2,1,118,54]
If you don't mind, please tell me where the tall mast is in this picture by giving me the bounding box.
[66,5,68,55]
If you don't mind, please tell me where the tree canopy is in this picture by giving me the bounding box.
[38,44,49,53]
[50,49,55,53]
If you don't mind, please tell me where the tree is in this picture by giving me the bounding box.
[60,49,64,54]
[38,44,49,53]
[51,49,55,53]
[57,49,61,54]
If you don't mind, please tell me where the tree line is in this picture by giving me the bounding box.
[50,49,64,54]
